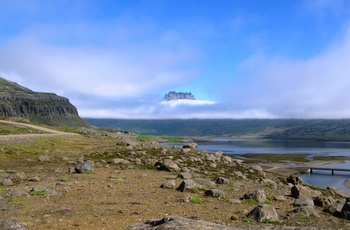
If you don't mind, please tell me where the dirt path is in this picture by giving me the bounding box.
[0,120,80,142]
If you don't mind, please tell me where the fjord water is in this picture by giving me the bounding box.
[166,140,350,192]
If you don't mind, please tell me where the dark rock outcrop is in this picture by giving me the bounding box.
[0,77,88,127]
[163,91,195,101]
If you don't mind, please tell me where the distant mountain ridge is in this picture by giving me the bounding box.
[85,118,350,141]
[163,91,195,101]
[0,77,88,127]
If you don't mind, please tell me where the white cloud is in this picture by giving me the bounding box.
[232,25,350,118]
[161,99,216,107]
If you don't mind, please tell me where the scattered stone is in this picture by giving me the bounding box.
[314,196,334,207]
[324,199,345,217]
[221,156,233,164]
[61,156,69,161]
[293,198,320,218]
[193,178,216,187]
[1,179,13,187]
[183,143,198,150]
[243,189,266,203]
[247,204,279,223]
[176,180,200,192]
[178,194,192,203]
[11,190,27,197]
[28,176,41,182]
[214,151,223,158]
[178,172,192,179]
[155,159,180,172]
[112,158,130,165]
[38,156,50,162]
[75,160,95,174]
[249,165,266,178]
[341,198,350,220]
[294,198,314,207]
[259,178,277,189]
[126,216,233,230]
[160,180,176,189]
[229,199,242,204]
[0,218,29,230]
[287,174,303,185]
[204,189,225,199]
[216,177,230,184]
[291,185,321,199]
[273,195,287,201]
[294,206,320,218]
[31,185,59,197]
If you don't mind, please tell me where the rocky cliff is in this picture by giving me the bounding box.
[0,77,88,127]
[163,91,195,101]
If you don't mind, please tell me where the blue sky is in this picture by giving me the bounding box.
[1,0,350,118]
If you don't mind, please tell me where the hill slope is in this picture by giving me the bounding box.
[85,118,350,141]
[0,77,88,127]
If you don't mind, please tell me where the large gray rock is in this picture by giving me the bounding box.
[291,185,321,199]
[216,177,230,184]
[324,199,345,217]
[205,189,225,199]
[160,180,176,189]
[243,189,266,203]
[155,159,180,172]
[176,180,200,192]
[0,218,28,230]
[247,204,279,223]
[75,160,95,174]
[293,197,320,218]
[126,216,234,230]
[287,174,303,185]
[341,198,350,220]
[183,143,198,150]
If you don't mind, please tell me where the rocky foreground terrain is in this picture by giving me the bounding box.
[1,123,350,229]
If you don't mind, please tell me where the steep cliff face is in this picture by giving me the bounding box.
[0,77,89,127]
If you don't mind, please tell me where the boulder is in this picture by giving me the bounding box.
[183,143,198,150]
[38,156,50,162]
[0,219,28,230]
[216,177,230,184]
[160,180,176,189]
[205,189,225,199]
[111,158,130,165]
[313,196,334,207]
[126,216,234,230]
[243,189,266,203]
[293,197,320,218]
[178,172,192,179]
[176,180,200,192]
[247,204,279,223]
[340,198,350,220]
[75,160,95,174]
[286,174,303,185]
[155,159,180,172]
[324,199,345,217]
[291,185,321,199]
[294,198,314,207]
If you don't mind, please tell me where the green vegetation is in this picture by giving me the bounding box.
[137,134,184,142]
[31,190,45,196]
[0,122,45,135]
[241,198,259,205]
[190,197,203,204]
[261,219,281,224]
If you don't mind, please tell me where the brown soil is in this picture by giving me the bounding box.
[0,122,349,229]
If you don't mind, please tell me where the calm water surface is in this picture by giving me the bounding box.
[164,140,350,192]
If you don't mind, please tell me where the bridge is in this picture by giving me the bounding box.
[309,167,350,175]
